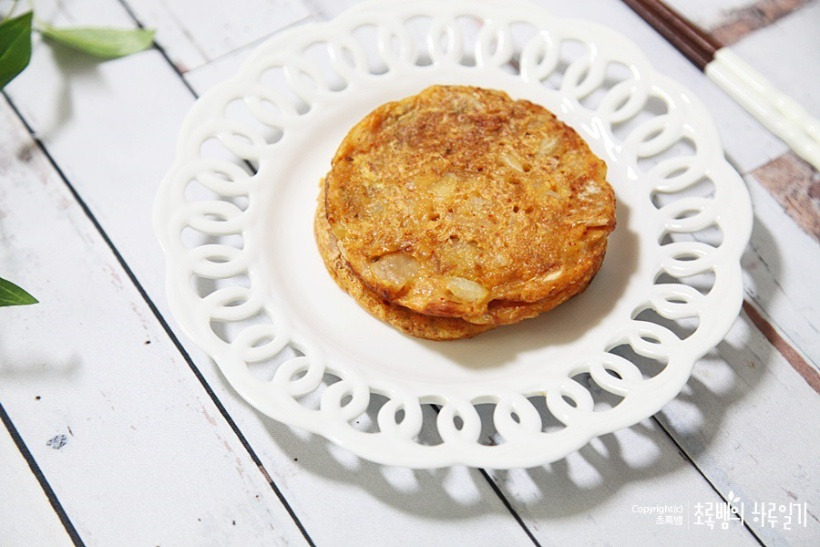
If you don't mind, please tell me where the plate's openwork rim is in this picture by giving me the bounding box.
[154,0,752,468]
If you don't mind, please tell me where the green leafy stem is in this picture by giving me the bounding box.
[1,7,155,89]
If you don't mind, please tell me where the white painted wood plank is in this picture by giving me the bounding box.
[743,173,820,367]
[182,18,314,93]
[301,0,361,20]
[657,310,820,545]
[5,1,191,289]
[0,423,72,547]
[495,296,820,545]
[304,0,760,30]
[251,450,538,545]
[25,0,137,28]
[125,0,311,72]
[490,421,757,546]
[0,102,308,545]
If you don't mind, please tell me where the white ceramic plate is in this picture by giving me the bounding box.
[154,0,752,468]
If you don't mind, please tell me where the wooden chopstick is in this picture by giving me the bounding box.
[621,0,722,70]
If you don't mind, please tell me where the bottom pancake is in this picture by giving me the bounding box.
[315,184,603,340]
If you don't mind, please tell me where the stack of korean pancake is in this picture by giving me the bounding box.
[314,85,616,340]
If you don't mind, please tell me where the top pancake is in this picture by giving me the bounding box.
[324,85,615,324]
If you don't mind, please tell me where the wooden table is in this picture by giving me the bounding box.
[1,0,817,544]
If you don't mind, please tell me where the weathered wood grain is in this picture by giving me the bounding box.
[664,0,760,30]
[124,0,311,73]
[657,309,820,545]
[0,100,309,545]
[742,171,820,367]
[743,300,820,392]
[753,152,820,242]
[710,0,814,44]
[487,420,758,546]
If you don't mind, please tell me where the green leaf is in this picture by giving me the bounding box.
[0,276,38,307]
[40,25,155,59]
[0,11,33,89]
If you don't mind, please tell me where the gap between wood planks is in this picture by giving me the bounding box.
[0,401,84,546]
[650,415,766,547]
[743,300,820,393]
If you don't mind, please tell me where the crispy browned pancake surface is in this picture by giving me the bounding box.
[319,85,615,337]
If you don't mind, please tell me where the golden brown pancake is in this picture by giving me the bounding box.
[316,191,601,339]
[319,85,615,337]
